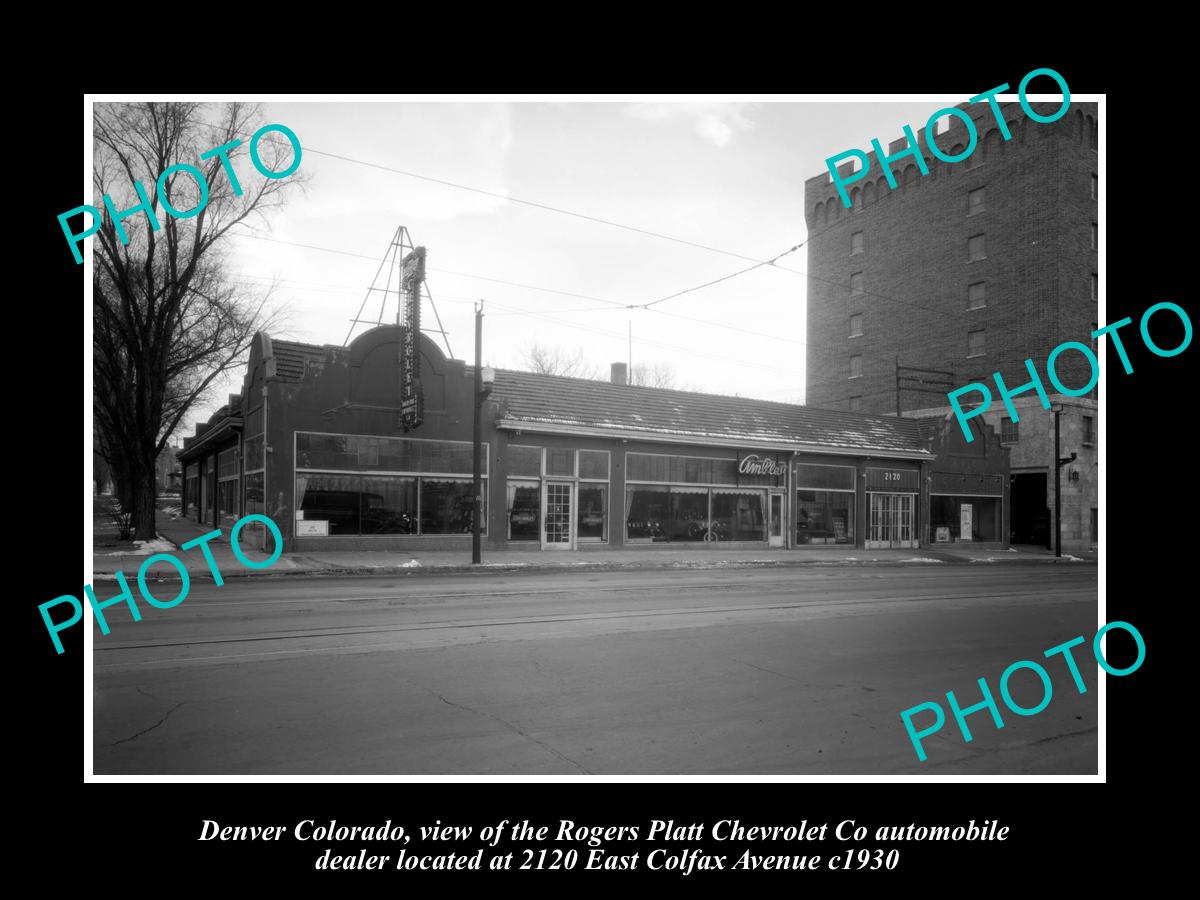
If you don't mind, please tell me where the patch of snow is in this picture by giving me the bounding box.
[95,537,176,557]
[1007,548,1019,552]
[133,538,176,554]
[398,559,421,568]
[899,557,946,564]
[1060,554,1084,562]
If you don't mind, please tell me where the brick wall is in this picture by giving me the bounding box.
[804,100,1099,416]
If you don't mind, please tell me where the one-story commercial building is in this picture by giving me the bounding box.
[179,326,1010,554]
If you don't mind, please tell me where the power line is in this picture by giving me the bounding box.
[217,114,1074,357]
[198,118,800,268]
[232,232,957,374]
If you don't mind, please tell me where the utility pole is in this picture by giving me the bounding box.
[1054,408,1061,558]
[472,303,484,565]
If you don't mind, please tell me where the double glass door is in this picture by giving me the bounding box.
[868,493,916,548]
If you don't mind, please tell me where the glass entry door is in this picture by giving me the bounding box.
[868,493,917,549]
[543,481,573,549]
[769,491,785,548]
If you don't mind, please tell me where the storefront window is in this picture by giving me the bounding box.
[420,479,476,535]
[579,450,610,480]
[296,473,484,536]
[507,480,540,540]
[626,487,669,540]
[217,447,238,478]
[360,476,417,534]
[711,490,767,542]
[546,448,576,476]
[508,445,542,477]
[217,479,239,525]
[794,464,855,491]
[669,487,709,541]
[796,490,854,544]
[295,433,488,537]
[577,484,607,541]
[185,473,199,520]
[626,485,768,542]
[931,496,1000,542]
[297,472,361,534]
[244,473,264,516]
[295,433,485,476]
[243,434,265,472]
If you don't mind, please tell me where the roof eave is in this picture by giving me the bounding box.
[178,417,244,461]
[495,419,931,460]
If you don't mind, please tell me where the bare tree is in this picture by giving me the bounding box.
[91,102,305,539]
[629,361,678,389]
[520,343,600,379]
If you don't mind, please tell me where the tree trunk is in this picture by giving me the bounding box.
[132,468,158,541]
[110,454,132,512]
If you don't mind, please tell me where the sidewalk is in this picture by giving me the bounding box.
[89,509,1097,581]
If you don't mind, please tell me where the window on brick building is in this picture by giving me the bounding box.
[1091,173,1097,200]
[851,231,863,255]
[1001,417,1019,444]
[849,395,864,412]
[1091,222,1097,250]
[967,329,985,358]
[968,234,986,261]
[968,282,986,310]
[850,272,863,297]
[1083,415,1095,446]
[849,355,862,379]
[849,313,863,337]
[965,141,983,169]
[967,187,985,215]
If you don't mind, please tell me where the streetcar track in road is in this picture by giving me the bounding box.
[94,588,1094,659]
[126,573,1098,611]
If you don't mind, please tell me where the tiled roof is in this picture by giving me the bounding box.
[492,370,930,457]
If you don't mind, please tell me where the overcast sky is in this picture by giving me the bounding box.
[191,99,949,438]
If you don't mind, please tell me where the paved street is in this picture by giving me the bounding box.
[92,565,1098,775]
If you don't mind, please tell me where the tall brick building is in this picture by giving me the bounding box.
[803,98,1099,551]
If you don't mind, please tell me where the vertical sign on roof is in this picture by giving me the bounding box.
[399,246,426,431]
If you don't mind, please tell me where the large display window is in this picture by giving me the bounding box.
[711,490,767,542]
[626,487,669,540]
[625,485,767,543]
[295,433,486,537]
[507,480,540,540]
[578,484,608,541]
[931,495,1000,542]
[795,490,854,544]
[795,464,856,546]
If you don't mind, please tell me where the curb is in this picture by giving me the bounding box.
[90,554,1096,582]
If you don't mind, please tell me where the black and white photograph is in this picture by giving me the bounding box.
[80,92,1108,777]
